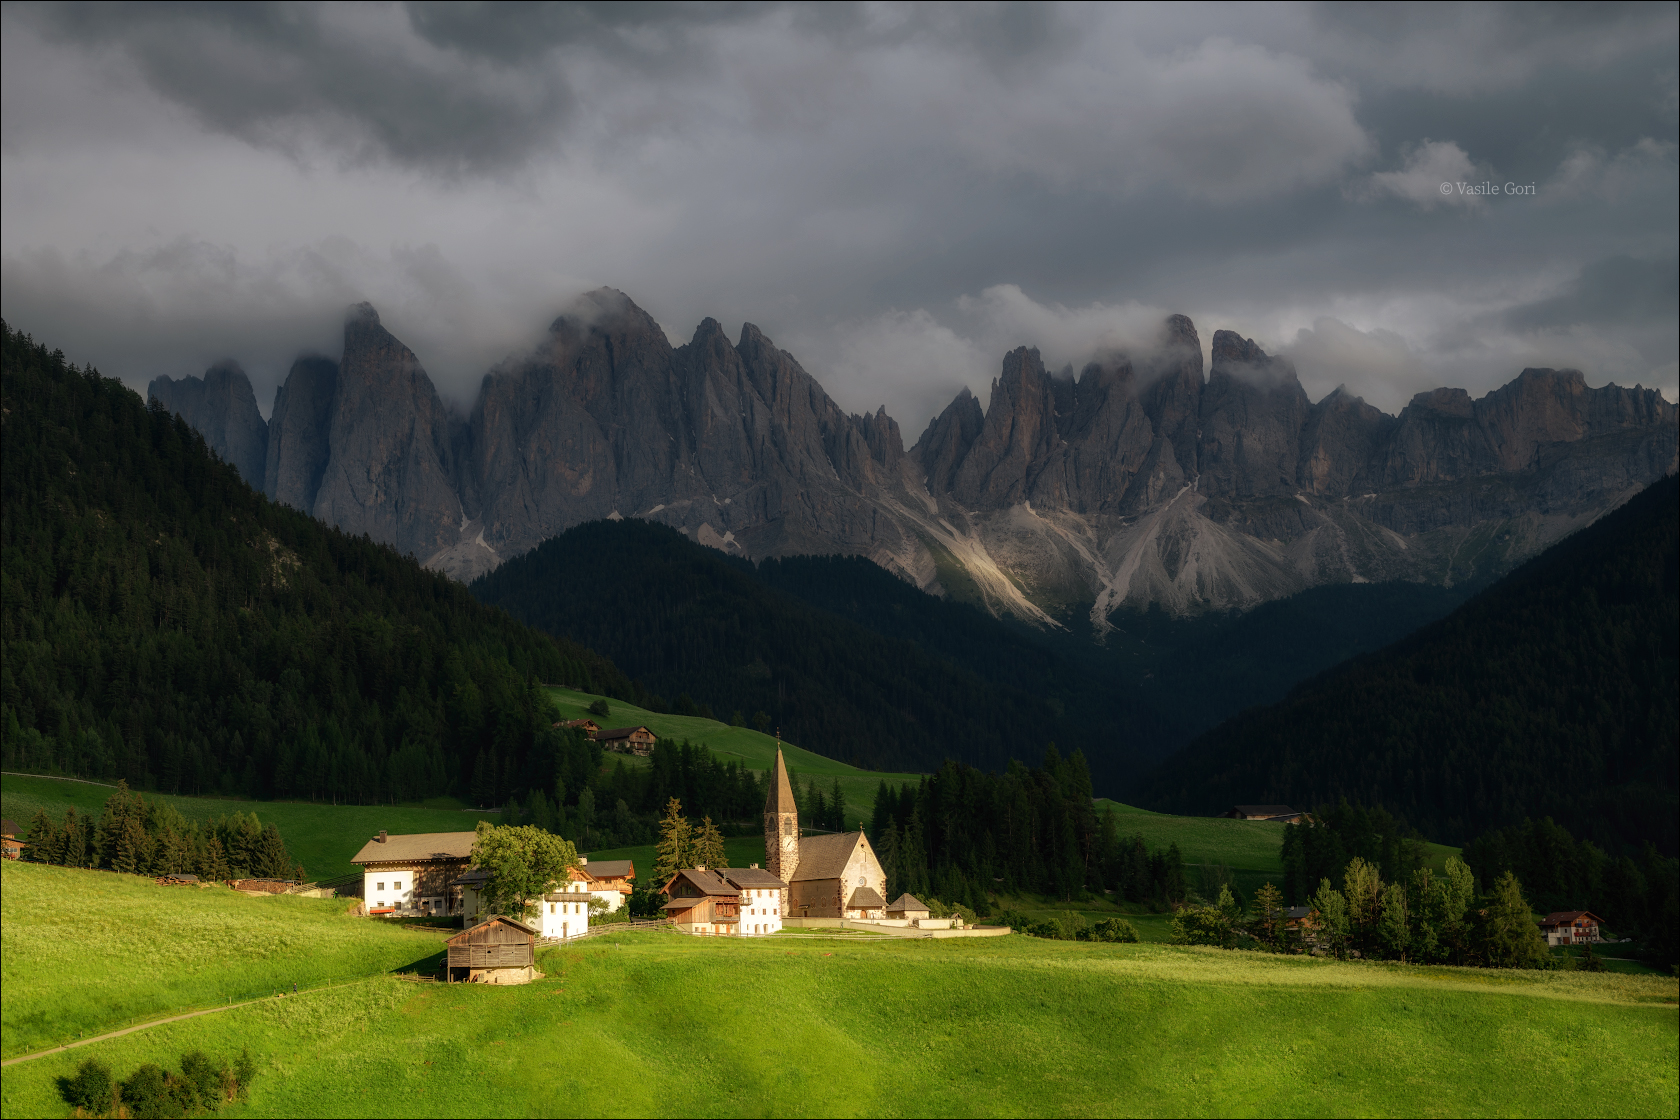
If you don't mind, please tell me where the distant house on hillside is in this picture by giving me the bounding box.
[157,873,201,886]
[1221,805,1303,823]
[538,866,594,940]
[662,865,787,935]
[351,830,477,917]
[1540,911,1604,945]
[446,916,538,984]
[1,818,23,861]
[596,726,656,756]
[556,718,600,735]
[580,857,635,912]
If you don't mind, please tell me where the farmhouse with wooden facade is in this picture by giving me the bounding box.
[662,865,788,935]
[596,726,656,756]
[581,858,635,912]
[1221,805,1303,823]
[1,818,24,861]
[1540,911,1605,945]
[351,830,476,917]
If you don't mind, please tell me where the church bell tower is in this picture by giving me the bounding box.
[765,746,799,907]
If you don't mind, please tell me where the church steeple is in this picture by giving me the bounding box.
[765,745,799,894]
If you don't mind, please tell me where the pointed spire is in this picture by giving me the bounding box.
[765,747,797,816]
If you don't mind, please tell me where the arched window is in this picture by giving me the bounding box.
[784,819,794,837]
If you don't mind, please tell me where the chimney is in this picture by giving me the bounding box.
[579,857,587,865]
[696,865,706,872]
[751,863,759,869]
[376,831,387,843]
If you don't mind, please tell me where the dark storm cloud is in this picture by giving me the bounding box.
[2,2,1675,425]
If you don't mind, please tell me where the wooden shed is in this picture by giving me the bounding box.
[446,916,539,984]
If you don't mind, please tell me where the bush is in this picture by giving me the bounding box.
[61,1059,115,1115]
[119,1064,173,1119]
[588,698,611,717]
[1090,917,1139,943]
[1171,905,1235,948]
[178,1050,231,1110]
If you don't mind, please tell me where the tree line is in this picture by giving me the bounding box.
[867,748,1191,915]
[20,782,299,880]
[0,321,636,806]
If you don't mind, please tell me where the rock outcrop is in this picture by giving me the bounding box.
[159,291,1678,623]
[147,361,268,488]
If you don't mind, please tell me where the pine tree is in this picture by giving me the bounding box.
[695,817,727,869]
[1251,881,1286,949]
[653,798,693,887]
[1480,871,1551,968]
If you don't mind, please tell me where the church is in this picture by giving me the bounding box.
[765,747,889,920]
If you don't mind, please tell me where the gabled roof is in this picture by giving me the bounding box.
[1540,910,1602,926]
[723,867,786,890]
[585,860,635,880]
[886,893,928,913]
[556,718,599,731]
[351,831,477,865]
[663,896,705,910]
[847,886,887,909]
[451,866,490,886]
[664,868,741,897]
[790,831,869,882]
[446,915,537,944]
[765,747,797,816]
[596,725,654,741]
[0,818,18,837]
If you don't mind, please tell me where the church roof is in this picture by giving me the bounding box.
[723,867,786,890]
[790,831,868,882]
[848,886,887,909]
[765,747,797,816]
[886,893,928,913]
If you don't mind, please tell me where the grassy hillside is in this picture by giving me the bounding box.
[1143,475,1679,852]
[548,686,921,821]
[1,866,1674,1117]
[0,861,446,1056]
[1,774,502,880]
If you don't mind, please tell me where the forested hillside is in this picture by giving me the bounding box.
[471,520,1172,779]
[1143,474,1679,852]
[0,322,632,805]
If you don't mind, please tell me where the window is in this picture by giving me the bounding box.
[376,882,385,891]
[550,903,555,914]
[394,880,402,890]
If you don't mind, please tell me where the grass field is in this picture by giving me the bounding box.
[1093,799,1463,901]
[1,774,503,881]
[547,686,923,822]
[0,861,448,1057]
[1,858,1674,1118]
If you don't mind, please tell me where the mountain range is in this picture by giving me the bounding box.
[149,290,1677,626]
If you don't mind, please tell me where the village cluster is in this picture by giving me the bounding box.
[350,751,962,983]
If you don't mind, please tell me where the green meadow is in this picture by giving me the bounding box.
[1,859,1674,1119]
[1,773,502,881]
[0,861,447,1057]
[1092,798,1462,900]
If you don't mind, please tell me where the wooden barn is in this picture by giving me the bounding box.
[446,916,540,984]
[595,726,656,756]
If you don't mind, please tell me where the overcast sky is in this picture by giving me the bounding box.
[3,2,1675,432]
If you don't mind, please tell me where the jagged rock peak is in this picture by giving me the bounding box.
[346,301,381,327]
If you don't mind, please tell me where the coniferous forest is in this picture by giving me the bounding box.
[0,322,634,804]
[1142,474,1679,853]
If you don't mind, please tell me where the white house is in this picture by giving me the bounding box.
[456,864,593,938]
[350,830,477,916]
[727,866,786,936]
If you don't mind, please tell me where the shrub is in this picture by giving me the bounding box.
[1171,905,1235,948]
[61,1058,115,1115]
[1091,917,1139,943]
[179,1050,231,1110]
[588,698,611,717]
[119,1064,173,1119]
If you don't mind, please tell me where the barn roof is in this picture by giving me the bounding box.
[596,726,654,741]
[351,831,477,865]
[585,860,634,880]
[1540,911,1602,926]
[0,818,18,837]
[790,831,867,882]
[1230,805,1297,817]
[446,915,537,945]
[886,893,928,913]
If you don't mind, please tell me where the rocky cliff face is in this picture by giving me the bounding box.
[159,291,1678,624]
[147,361,268,488]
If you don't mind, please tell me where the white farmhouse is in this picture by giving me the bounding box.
[455,863,594,939]
[349,830,477,917]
